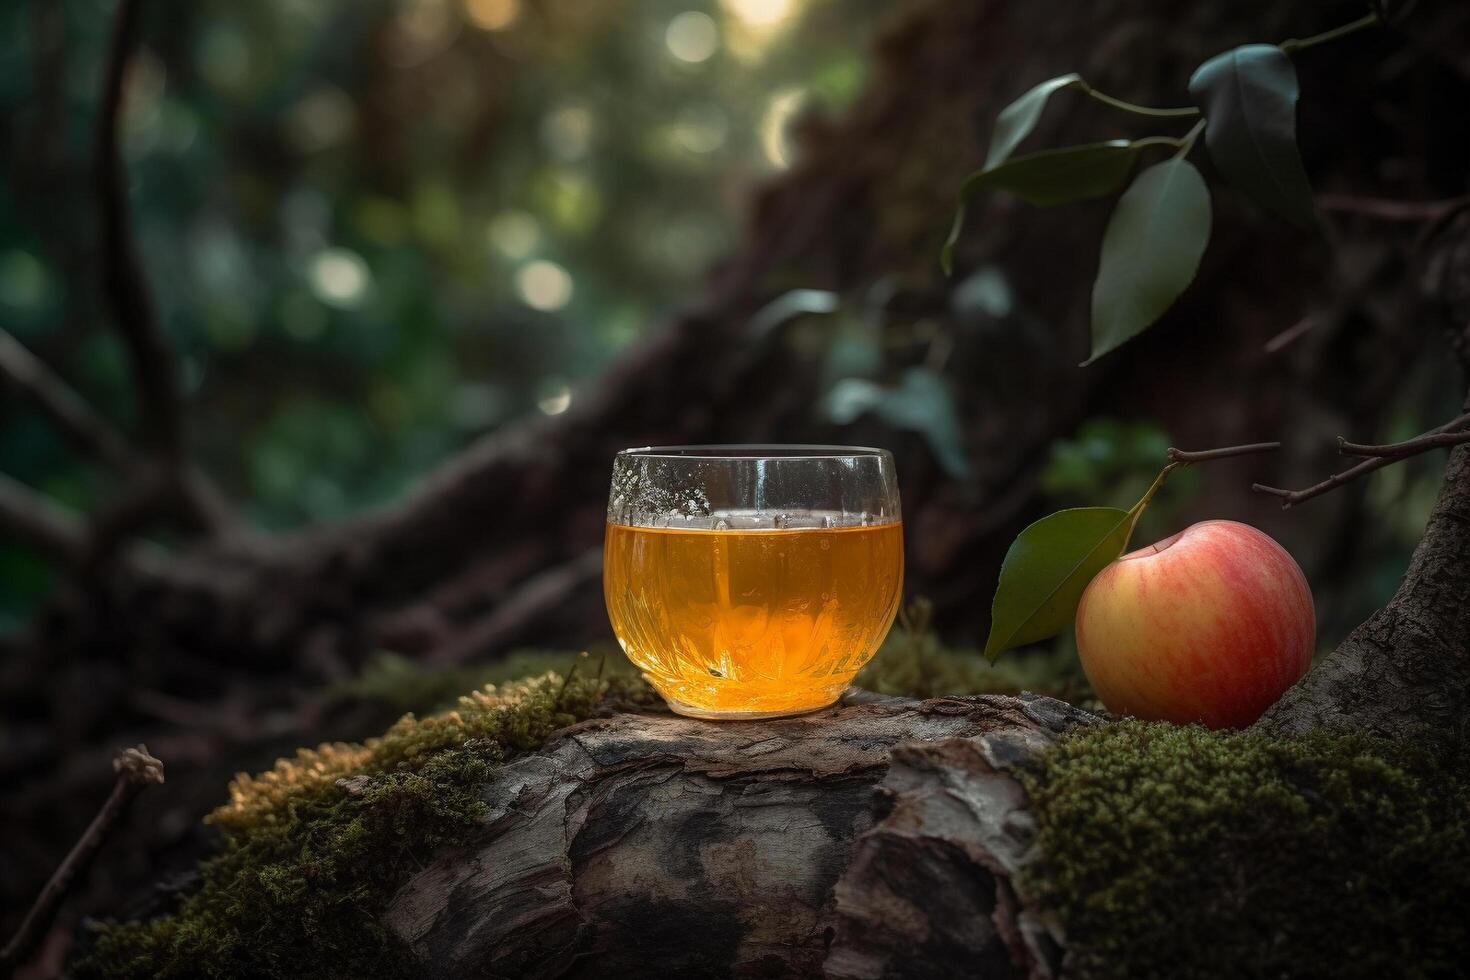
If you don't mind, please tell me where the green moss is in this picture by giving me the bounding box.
[76,670,649,980]
[79,636,1468,980]
[1023,722,1470,980]
[326,646,638,716]
[856,599,1093,704]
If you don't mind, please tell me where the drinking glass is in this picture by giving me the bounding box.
[603,445,903,719]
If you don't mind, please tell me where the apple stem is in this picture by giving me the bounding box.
[1122,442,1282,549]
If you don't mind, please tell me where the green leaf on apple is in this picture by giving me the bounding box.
[983,506,1135,662]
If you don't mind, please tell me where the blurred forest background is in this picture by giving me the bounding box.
[0,0,886,624]
[2,0,1467,964]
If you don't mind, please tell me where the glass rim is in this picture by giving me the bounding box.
[616,444,892,460]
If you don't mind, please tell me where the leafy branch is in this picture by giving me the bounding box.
[983,410,1470,663]
[943,9,1386,362]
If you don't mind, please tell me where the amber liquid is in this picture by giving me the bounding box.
[604,520,903,718]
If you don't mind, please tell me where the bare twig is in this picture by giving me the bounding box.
[1263,314,1324,354]
[1166,442,1281,464]
[0,746,164,973]
[1254,415,1470,508]
[1278,11,1379,54]
[1316,193,1470,223]
[97,0,181,458]
[0,472,86,565]
[554,660,582,708]
[1338,415,1470,457]
[0,328,134,470]
[427,549,604,665]
[0,327,236,543]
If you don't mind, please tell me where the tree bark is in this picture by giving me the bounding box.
[381,692,1096,979]
[1258,211,1470,738]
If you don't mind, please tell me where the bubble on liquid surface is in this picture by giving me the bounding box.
[714,518,731,531]
[774,513,790,529]
[608,458,711,525]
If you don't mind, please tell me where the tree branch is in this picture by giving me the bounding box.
[426,548,604,665]
[0,746,163,974]
[1317,193,1470,223]
[1253,414,1470,508]
[0,472,87,565]
[1166,441,1281,463]
[0,328,135,471]
[1338,414,1470,456]
[96,0,181,459]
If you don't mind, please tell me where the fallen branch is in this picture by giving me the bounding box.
[0,472,87,565]
[381,693,1095,977]
[426,548,604,665]
[0,746,164,974]
[0,329,133,471]
[1253,414,1470,508]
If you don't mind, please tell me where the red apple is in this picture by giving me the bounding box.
[1075,519,1314,729]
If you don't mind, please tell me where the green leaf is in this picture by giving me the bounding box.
[748,289,839,337]
[985,73,1083,168]
[1087,156,1211,365]
[942,142,1143,275]
[964,141,1144,208]
[825,367,970,478]
[1187,44,1316,230]
[983,507,1133,661]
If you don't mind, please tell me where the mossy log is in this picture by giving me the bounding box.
[76,676,1469,979]
[379,692,1094,979]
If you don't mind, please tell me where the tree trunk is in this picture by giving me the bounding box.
[381,692,1096,979]
[1258,212,1470,738]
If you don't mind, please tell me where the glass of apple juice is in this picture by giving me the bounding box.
[603,445,903,720]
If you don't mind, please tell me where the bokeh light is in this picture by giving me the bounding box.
[536,380,573,415]
[516,260,574,311]
[0,250,49,310]
[666,12,719,63]
[671,104,729,154]
[462,0,519,31]
[308,248,371,309]
[760,87,806,168]
[721,0,795,27]
[541,105,595,161]
[487,211,541,259]
[287,86,356,154]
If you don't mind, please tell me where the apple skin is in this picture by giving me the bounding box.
[1075,520,1315,729]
